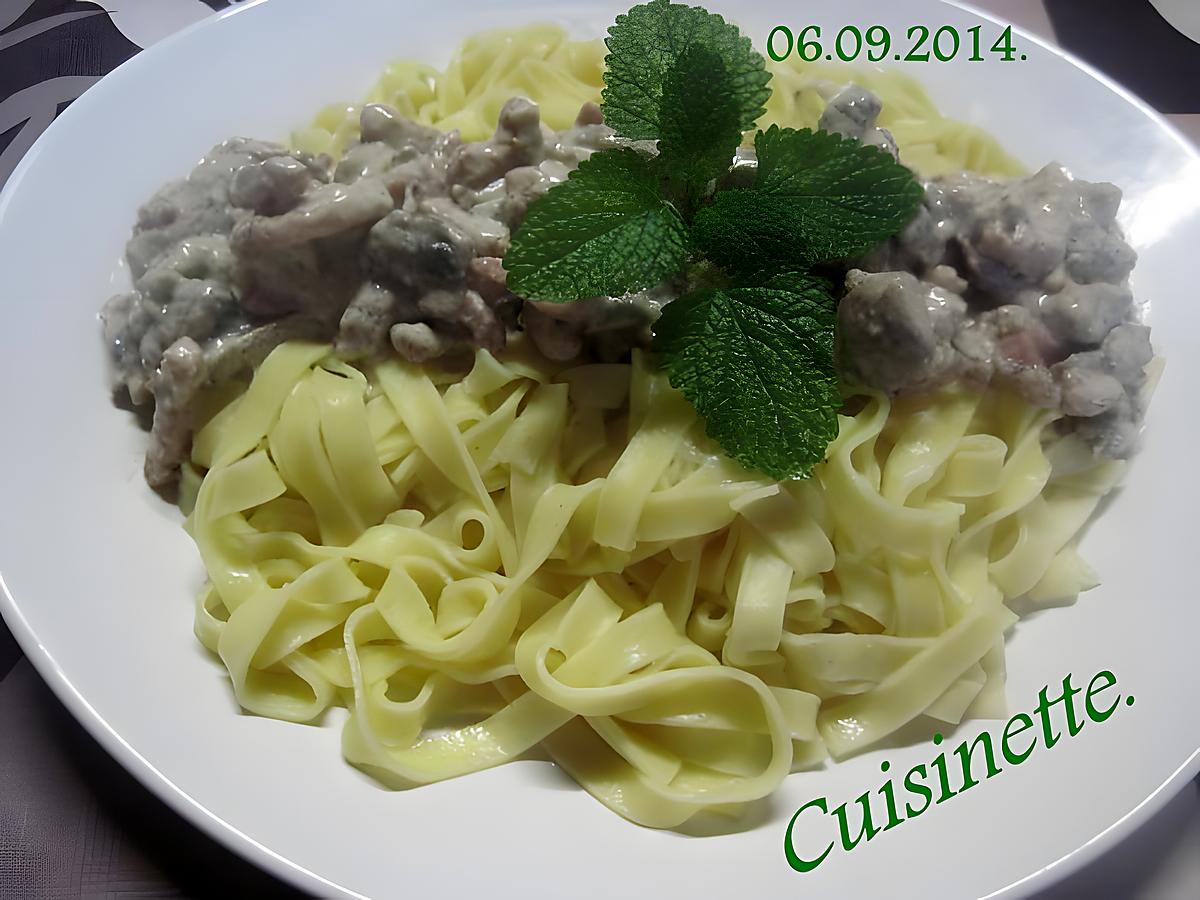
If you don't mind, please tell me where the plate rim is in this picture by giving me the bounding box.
[0,7,366,896]
[0,1,1197,897]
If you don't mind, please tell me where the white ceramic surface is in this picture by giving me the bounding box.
[1,1,1198,897]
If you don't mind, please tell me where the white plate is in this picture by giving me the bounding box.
[1,1,1198,897]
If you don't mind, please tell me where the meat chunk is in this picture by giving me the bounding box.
[143,316,330,486]
[933,164,1135,302]
[975,305,1064,406]
[229,155,322,215]
[360,103,441,153]
[818,85,898,158]
[866,164,1137,305]
[231,178,394,317]
[1066,181,1136,283]
[104,138,341,414]
[522,302,584,361]
[494,160,572,228]
[927,264,968,296]
[125,138,324,278]
[336,104,448,185]
[468,257,522,331]
[334,142,403,184]
[420,197,507,256]
[378,154,448,204]
[418,289,504,354]
[146,338,208,489]
[335,283,405,359]
[367,207,475,288]
[543,102,616,166]
[103,235,240,404]
[858,201,951,276]
[1047,323,1152,456]
[466,257,508,305]
[953,168,1073,295]
[232,178,393,250]
[449,97,545,190]
[1101,323,1153,384]
[390,322,455,362]
[521,285,676,364]
[1040,281,1132,346]
[573,101,603,127]
[1055,349,1140,457]
[837,270,967,393]
[1057,366,1125,417]
[1051,324,1151,416]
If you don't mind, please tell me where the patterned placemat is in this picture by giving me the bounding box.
[1,2,1198,897]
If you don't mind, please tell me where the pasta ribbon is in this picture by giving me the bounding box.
[188,340,1120,827]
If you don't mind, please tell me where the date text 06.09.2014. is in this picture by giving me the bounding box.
[767,24,1027,64]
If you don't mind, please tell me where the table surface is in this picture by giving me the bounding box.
[1,1,1198,897]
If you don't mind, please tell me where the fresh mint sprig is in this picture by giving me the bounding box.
[504,0,924,480]
[499,148,688,301]
[657,45,745,205]
[601,0,770,141]
[653,274,842,479]
[693,125,925,275]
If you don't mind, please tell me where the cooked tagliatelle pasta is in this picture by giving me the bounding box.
[185,339,1123,827]
[156,23,1130,829]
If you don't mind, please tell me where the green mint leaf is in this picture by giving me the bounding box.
[504,147,688,302]
[692,126,924,276]
[657,45,745,200]
[602,0,770,141]
[652,273,841,479]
